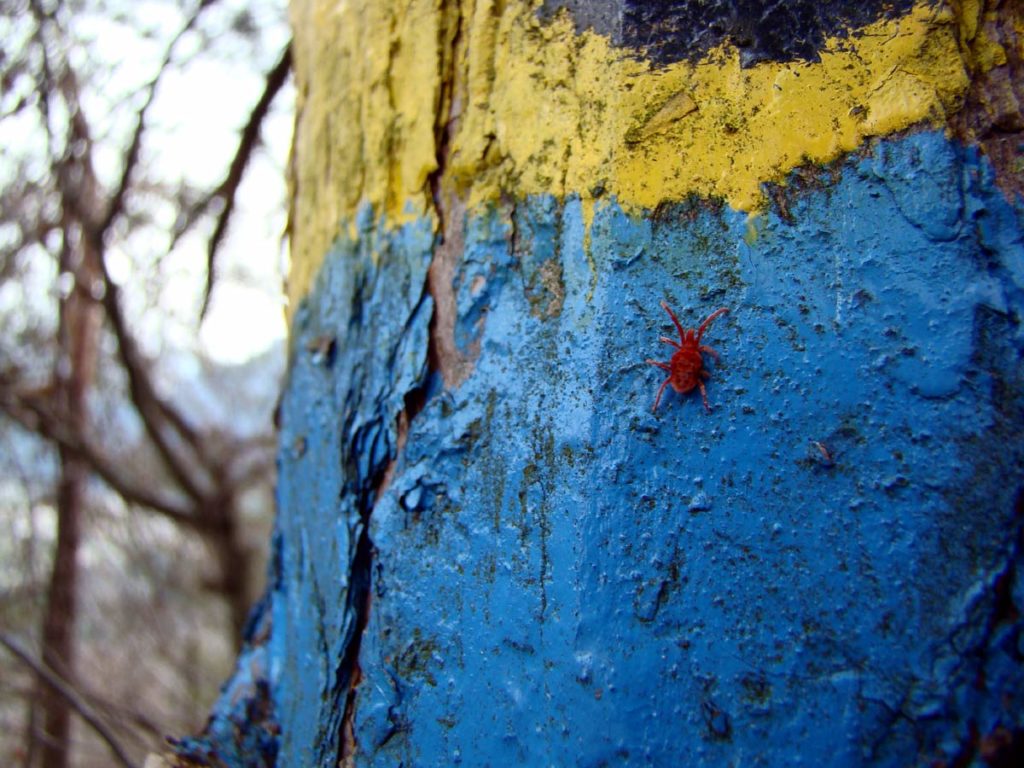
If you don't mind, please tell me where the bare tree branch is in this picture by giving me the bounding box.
[2,0,286,758]
[73,4,233,507]
[27,0,214,507]
[0,633,137,768]
[200,40,292,320]
[98,0,222,242]
[0,389,202,530]
[27,1,63,175]
[93,254,211,503]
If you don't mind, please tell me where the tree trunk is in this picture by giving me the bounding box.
[38,448,85,768]
[176,2,1024,766]
[38,210,102,768]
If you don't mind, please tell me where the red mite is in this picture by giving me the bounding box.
[646,302,729,412]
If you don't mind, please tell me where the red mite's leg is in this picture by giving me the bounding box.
[696,307,729,342]
[660,336,681,349]
[646,359,670,371]
[652,376,671,412]
[698,381,711,412]
[699,344,719,360]
[661,301,687,345]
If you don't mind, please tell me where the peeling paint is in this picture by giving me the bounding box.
[181,2,1024,766]
[269,209,434,765]
[950,0,1024,201]
[268,132,1024,766]
[288,0,998,314]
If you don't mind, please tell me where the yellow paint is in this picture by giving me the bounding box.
[288,0,444,306]
[743,215,762,247]
[953,0,1009,71]
[288,0,988,309]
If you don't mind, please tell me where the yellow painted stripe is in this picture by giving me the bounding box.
[288,0,991,310]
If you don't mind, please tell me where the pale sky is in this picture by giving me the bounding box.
[72,0,293,364]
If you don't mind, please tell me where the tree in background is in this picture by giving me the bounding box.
[0,0,291,765]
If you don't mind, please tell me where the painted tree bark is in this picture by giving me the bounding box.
[175,1,1024,766]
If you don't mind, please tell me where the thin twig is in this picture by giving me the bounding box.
[200,40,292,320]
[98,0,222,241]
[86,0,216,457]
[31,0,214,503]
[94,254,210,502]
[27,0,60,166]
[0,633,137,768]
[0,390,202,529]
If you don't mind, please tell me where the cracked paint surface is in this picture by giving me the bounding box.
[178,130,1024,767]
[286,0,999,313]
[337,131,1024,766]
[176,2,1024,766]
[272,209,434,764]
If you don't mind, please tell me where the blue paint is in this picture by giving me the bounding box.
[181,131,1024,767]
[170,596,278,766]
[270,211,434,765]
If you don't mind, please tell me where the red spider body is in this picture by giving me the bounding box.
[646,302,729,412]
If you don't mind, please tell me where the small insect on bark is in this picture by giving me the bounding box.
[646,302,729,412]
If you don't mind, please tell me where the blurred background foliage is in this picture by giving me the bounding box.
[0,0,292,765]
